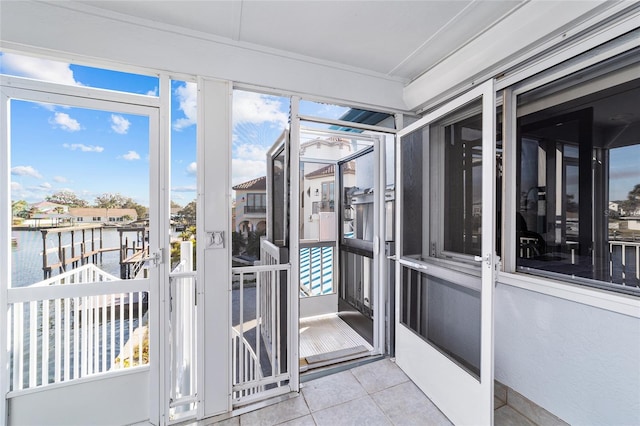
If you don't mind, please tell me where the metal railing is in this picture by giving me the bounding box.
[168,241,198,423]
[232,258,291,406]
[7,263,148,392]
[609,240,640,288]
[244,206,267,214]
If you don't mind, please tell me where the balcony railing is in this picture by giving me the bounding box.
[244,206,267,214]
[609,240,640,288]
[7,263,148,392]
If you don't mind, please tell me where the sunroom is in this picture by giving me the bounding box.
[1,1,639,425]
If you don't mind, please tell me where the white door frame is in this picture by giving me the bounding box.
[1,75,166,426]
[394,79,496,425]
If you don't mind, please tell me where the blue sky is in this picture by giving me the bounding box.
[1,52,350,207]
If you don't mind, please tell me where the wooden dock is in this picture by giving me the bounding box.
[40,224,150,280]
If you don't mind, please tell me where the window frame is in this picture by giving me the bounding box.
[498,48,640,316]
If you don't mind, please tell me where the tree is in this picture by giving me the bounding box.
[245,230,265,258]
[232,231,246,255]
[171,200,182,209]
[122,199,147,219]
[620,184,640,216]
[94,193,128,209]
[11,200,29,218]
[178,201,197,225]
[46,191,88,207]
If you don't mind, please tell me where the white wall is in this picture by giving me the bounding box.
[495,284,640,425]
[0,1,405,111]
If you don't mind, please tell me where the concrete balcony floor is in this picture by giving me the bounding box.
[208,358,535,426]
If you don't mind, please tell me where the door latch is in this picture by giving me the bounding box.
[474,253,491,267]
[150,248,164,267]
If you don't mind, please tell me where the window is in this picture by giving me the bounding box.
[402,100,485,263]
[246,193,266,213]
[516,55,640,295]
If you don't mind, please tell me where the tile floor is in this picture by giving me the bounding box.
[207,358,535,426]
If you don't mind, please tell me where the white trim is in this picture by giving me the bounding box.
[7,280,150,303]
[496,12,640,91]
[398,82,486,137]
[157,73,172,426]
[1,75,160,107]
[0,85,10,426]
[410,2,639,114]
[289,96,301,392]
[6,365,150,398]
[497,272,640,319]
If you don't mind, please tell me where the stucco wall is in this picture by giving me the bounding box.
[495,283,640,425]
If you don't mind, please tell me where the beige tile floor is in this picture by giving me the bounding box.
[207,358,533,426]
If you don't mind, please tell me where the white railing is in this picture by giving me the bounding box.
[231,328,263,399]
[167,241,198,423]
[232,261,291,406]
[7,263,148,392]
[260,238,282,359]
[609,240,640,287]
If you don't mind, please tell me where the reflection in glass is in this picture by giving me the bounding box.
[517,69,640,294]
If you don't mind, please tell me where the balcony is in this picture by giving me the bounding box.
[244,206,267,214]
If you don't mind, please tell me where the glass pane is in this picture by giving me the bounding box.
[299,100,394,129]
[342,150,375,243]
[0,52,159,96]
[11,100,150,287]
[437,107,483,257]
[301,162,335,241]
[9,98,151,389]
[232,89,290,259]
[271,145,287,246]
[400,127,425,258]
[517,66,640,295]
[400,100,483,262]
[299,125,374,161]
[400,267,480,377]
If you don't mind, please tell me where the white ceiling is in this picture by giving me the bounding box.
[74,0,527,84]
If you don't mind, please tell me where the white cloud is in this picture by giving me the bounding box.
[233,91,288,127]
[173,82,197,131]
[232,158,266,187]
[147,87,158,96]
[11,182,23,191]
[63,143,104,152]
[39,182,52,189]
[53,176,68,183]
[235,144,268,162]
[186,162,197,175]
[122,150,141,161]
[11,165,42,179]
[172,186,197,192]
[50,112,81,132]
[1,53,81,86]
[110,114,131,134]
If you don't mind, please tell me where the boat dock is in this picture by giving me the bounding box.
[40,224,150,280]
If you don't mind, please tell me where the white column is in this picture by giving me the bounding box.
[198,77,232,417]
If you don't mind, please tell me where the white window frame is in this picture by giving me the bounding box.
[498,45,640,319]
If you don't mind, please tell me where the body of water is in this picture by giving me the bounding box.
[11,228,128,287]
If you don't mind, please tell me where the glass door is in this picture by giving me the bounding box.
[395,80,496,425]
[2,80,162,425]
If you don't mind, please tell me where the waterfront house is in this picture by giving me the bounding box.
[68,207,138,225]
[1,2,639,426]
